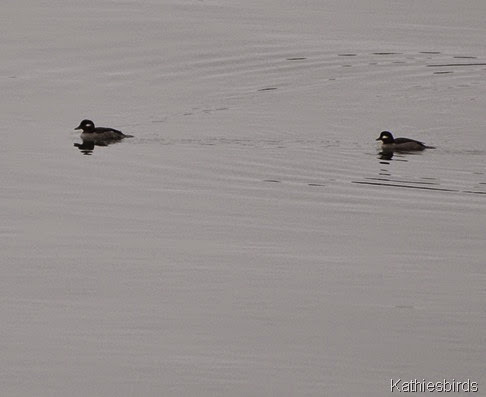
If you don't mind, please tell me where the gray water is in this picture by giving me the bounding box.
[1,1,485,396]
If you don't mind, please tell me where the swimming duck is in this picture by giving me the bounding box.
[376,131,434,151]
[74,119,133,140]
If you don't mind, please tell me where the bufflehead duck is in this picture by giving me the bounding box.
[376,131,434,152]
[74,119,133,141]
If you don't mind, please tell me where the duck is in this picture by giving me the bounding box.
[376,131,434,151]
[74,119,133,141]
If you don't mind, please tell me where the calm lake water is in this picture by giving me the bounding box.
[1,1,485,396]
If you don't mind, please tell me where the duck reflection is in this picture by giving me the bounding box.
[74,138,123,155]
[377,148,409,164]
[378,149,395,161]
[377,148,425,164]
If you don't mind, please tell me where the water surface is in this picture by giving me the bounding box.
[1,1,485,396]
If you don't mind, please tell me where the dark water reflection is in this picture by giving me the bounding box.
[74,138,124,155]
[377,148,425,163]
[378,150,395,162]
[369,148,486,195]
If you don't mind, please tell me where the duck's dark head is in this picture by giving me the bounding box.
[75,119,95,133]
[376,131,394,144]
